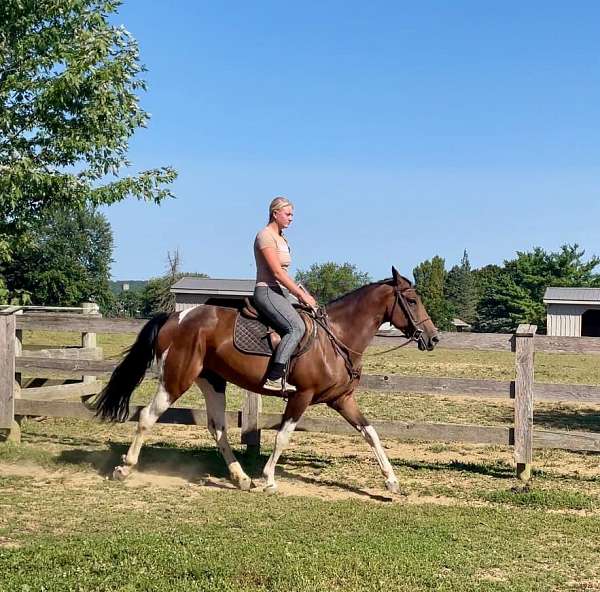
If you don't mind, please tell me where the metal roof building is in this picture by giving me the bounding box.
[171,278,256,311]
[451,318,472,332]
[543,287,600,337]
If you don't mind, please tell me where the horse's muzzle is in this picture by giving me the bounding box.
[418,333,439,351]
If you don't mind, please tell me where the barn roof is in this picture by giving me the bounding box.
[543,287,600,304]
[171,277,255,295]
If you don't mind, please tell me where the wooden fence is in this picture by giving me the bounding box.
[2,311,600,480]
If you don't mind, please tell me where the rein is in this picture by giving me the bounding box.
[307,286,431,379]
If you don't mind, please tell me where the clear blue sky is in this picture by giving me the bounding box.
[102,1,600,282]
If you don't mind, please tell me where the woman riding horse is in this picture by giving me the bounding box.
[253,197,317,393]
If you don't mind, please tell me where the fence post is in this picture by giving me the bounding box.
[241,390,262,457]
[15,310,22,396]
[513,323,536,481]
[0,310,18,442]
[81,302,100,384]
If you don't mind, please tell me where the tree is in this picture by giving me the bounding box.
[103,288,142,318]
[413,256,452,330]
[294,262,371,306]
[3,205,114,307]
[475,273,535,333]
[473,244,600,332]
[445,250,477,324]
[138,250,208,317]
[0,0,176,268]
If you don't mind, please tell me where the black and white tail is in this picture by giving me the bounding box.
[92,313,171,422]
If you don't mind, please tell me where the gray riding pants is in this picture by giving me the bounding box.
[253,285,305,366]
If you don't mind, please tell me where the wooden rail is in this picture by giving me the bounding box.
[373,332,600,354]
[15,356,600,404]
[12,399,600,454]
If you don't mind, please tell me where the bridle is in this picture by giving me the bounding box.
[388,285,431,349]
[308,285,432,379]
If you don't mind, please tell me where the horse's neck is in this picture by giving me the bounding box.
[325,285,389,354]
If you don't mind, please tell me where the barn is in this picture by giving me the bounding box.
[171,277,255,312]
[544,287,600,337]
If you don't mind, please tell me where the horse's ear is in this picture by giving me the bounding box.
[391,266,410,288]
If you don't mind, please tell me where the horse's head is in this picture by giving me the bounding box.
[386,266,440,351]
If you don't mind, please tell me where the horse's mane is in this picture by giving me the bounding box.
[325,277,393,307]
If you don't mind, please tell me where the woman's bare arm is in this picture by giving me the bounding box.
[260,247,317,307]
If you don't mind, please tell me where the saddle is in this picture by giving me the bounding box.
[233,298,317,358]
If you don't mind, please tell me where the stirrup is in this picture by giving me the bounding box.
[262,378,297,393]
[263,378,285,392]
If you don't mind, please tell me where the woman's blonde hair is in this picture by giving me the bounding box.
[268,196,294,222]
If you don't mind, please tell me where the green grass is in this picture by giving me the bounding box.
[1,463,600,592]
[2,410,600,591]
[363,345,600,385]
[480,487,597,510]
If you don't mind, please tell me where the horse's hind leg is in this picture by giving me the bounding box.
[113,344,202,481]
[196,373,252,491]
[113,377,174,480]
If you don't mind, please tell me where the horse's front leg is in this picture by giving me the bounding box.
[262,391,312,493]
[329,393,401,494]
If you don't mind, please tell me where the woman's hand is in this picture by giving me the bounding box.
[298,290,318,309]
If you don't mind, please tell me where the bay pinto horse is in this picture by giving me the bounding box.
[92,267,439,493]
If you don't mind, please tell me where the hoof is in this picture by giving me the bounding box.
[236,476,253,492]
[385,480,400,494]
[263,483,278,494]
[112,465,131,481]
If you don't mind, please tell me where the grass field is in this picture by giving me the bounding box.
[2,330,600,590]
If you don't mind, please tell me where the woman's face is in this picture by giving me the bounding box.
[273,205,294,229]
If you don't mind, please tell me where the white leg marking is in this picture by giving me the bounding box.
[118,348,172,476]
[196,378,251,490]
[178,307,197,324]
[263,419,297,491]
[123,382,171,468]
[359,425,400,492]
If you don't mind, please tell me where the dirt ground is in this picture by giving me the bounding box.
[3,417,600,511]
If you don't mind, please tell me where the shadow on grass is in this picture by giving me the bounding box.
[276,466,396,502]
[392,458,516,479]
[533,408,600,433]
[57,442,231,482]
